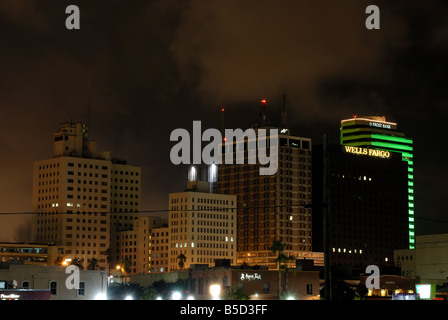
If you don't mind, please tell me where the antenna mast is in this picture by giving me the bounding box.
[282,94,287,129]
[88,81,92,129]
[261,99,267,127]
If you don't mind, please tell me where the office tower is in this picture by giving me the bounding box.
[32,122,141,271]
[110,162,141,230]
[312,143,409,268]
[109,161,141,269]
[168,179,237,271]
[340,116,415,248]
[218,128,314,270]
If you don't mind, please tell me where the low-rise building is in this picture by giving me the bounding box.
[0,262,107,300]
[188,262,320,300]
[0,243,66,266]
[394,233,448,285]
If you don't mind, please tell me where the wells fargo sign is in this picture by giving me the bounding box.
[344,146,391,159]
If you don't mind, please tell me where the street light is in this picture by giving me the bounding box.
[210,284,221,300]
[172,291,182,300]
[95,293,107,300]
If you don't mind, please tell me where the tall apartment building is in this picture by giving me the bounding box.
[340,116,415,248]
[168,180,237,271]
[32,122,141,271]
[218,127,314,269]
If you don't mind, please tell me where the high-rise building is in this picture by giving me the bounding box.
[32,122,141,271]
[168,180,237,271]
[218,127,315,269]
[109,161,141,269]
[340,116,415,248]
[312,143,409,268]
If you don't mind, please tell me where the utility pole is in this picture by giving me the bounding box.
[323,133,332,300]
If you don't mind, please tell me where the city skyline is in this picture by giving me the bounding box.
[0,0,447,243]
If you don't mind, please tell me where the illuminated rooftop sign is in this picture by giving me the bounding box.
[344,146,391,159]
[341,117,397,130]
[239,272,262,281]
[369,121,391,129]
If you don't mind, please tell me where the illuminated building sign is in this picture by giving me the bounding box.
[1,293,20,300]
[344,146,391,159]
[369,121,391,129]
[239,273,262,281]
[416,284,435,300]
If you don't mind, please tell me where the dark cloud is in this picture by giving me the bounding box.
[0,0,447,241]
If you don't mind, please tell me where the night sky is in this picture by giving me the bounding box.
[0,0,446,242]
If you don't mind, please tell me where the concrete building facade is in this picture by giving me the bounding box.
[188,264,320,300]
[32,122,141,272]
[395,233,448,285]
[169,181,237,271]
[0,263,107,300]
[218,128,313,269]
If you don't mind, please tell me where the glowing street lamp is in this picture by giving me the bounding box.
[95,293,107,300]
[210,284,221,300]
[172,291,182,300]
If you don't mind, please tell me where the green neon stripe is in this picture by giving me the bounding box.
[408,174,414,180]
[408,167,414,172]
[342,134,373,141]
[371,133,413,144]
[340,121,357,127]
[340,128,363,134]
[408,181,414,187]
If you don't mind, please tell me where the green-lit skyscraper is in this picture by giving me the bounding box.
[340,116,415,249]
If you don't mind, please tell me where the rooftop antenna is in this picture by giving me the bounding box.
[88,81,92,129]
[282,94,287,129]
[261,99,267,127]
[221,107,225,142]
